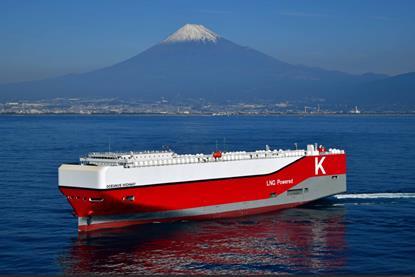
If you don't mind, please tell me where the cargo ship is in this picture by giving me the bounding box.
[59,144,346,232]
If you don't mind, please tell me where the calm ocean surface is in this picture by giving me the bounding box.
[0,115,414,274]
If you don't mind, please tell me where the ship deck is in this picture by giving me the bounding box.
[80,146,345,168]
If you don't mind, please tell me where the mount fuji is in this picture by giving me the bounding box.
[1,23,412,104]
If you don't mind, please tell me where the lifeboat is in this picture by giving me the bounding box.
[213,151,222,159]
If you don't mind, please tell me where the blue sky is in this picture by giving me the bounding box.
[1,0,414,83]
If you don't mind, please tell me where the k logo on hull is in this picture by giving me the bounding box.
[315,157,326,175]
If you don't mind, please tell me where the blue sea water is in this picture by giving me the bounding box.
[0,115,414,274]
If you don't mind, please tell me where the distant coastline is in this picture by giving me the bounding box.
[1,112,414,116]
[1,98,414,116]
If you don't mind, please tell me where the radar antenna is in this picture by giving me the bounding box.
[162,144,172,152]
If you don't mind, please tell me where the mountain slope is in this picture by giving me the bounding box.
[0,24,395,102]
[352,72,415,104]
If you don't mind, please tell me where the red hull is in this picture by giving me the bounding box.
[78,201,306,232]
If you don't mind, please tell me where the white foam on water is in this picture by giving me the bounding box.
[333,193,415,199]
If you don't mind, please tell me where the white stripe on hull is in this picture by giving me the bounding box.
[79,174,346,228]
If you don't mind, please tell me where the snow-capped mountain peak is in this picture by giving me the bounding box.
[163,24,219,43]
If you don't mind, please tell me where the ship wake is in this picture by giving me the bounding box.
[310,192,415,207]
[333,192,415,199]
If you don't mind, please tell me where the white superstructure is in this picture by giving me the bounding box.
[60,145,344,190]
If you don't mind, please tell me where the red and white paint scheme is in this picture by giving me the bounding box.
[59,144,346,232]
